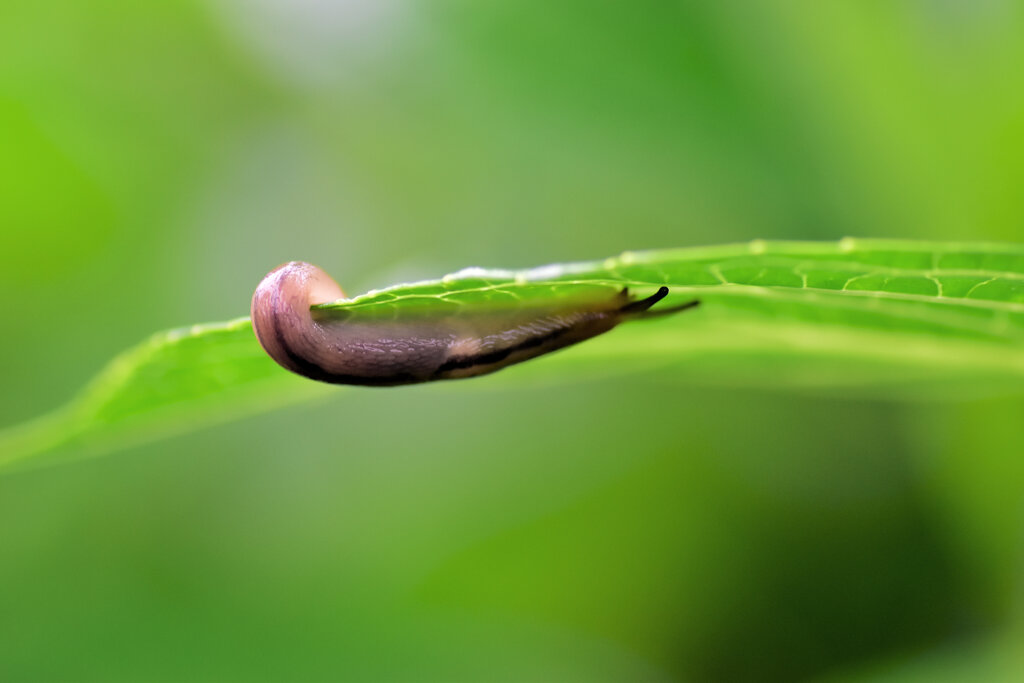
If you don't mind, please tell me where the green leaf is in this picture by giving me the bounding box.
[0,319,334,473]
[3,239,1024,472]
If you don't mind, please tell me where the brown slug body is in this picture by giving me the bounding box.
[251,261,697,386]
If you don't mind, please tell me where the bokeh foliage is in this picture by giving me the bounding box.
[2,1,1024,681]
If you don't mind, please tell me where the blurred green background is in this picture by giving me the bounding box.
[2,1,1024,681]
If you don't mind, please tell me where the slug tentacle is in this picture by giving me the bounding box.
[619,286,669,314]
[630,297,701,320]
[251,262,699,386]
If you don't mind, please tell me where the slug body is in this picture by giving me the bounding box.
[251,261,697,386]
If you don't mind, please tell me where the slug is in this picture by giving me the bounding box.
[251,261,698,386]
